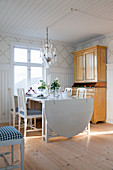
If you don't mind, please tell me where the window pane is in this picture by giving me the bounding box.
[31,67,42,87]
[14,48,27,62]
[31,50,42,64]
[14,66,27,94]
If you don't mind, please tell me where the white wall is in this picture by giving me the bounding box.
[107,64,113,124]
[0,64,12,122]
[75,32,113,124]
[0,34,74,122]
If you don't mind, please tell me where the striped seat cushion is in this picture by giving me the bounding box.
[0,126,23,141]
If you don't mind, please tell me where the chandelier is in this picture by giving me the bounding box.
[40,27,57,67]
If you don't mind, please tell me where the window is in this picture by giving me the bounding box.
[13,47,45,94]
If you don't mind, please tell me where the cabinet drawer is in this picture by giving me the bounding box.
[86,88,95,98]
[86,93,95,98]
[86,88,95,93]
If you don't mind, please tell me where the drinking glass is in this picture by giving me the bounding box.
[55,87,61,98]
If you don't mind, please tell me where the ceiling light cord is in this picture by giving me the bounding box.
[49,7,113,28]
[71,8,113,22]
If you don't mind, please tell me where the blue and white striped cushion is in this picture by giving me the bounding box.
[0,126,23,141]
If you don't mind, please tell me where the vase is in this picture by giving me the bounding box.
[55,87,61,98]
[50,89,55,97]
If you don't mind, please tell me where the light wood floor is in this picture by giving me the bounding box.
[0,122,113,170]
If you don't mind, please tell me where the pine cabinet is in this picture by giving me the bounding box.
[72,45,106,83]
[72,45,107,124]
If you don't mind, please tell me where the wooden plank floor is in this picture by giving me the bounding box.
[0,123,113,170]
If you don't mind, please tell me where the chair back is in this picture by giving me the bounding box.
[8,88,15,113]
[17,88,27,117]
[76,88,87,98]
[65,88,72,97]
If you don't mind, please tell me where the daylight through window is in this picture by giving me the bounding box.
[13,47,44,94]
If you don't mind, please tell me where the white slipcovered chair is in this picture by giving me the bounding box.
[76,88,87,98]
[76,87,90,133]
[8,88,18,127]
[65,87,72,97]
[17,88,42,137]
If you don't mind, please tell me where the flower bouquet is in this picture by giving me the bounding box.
[51,78,61,97]
[38,80,47,96]
[51,78,60,91]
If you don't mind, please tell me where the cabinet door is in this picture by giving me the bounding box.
[97,48,106,82]
[75,55,84,81]
[91,88,106,123]
[85,52,97,82]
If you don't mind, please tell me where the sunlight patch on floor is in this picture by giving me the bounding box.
[90,131,113,135]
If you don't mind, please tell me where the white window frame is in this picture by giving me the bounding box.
[12,45,46,93]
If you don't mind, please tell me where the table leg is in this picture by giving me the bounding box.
[42,103,45,141]
[45,119,49,143]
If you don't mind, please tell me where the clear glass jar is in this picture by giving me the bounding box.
[55,87,61,98]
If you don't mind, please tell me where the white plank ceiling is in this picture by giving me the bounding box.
[0,0,113,43]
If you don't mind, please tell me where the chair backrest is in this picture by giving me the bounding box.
[65,88,72,97]
[17,88,27,117]
[76,88,87,98]
[45,98,94,137]
[8,88,15,113]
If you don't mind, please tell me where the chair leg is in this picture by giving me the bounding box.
[11,145,14,162]
[20,139,24,170]
[19,116,21,131]
[34,118,36,128]
[24,119,27,137]
[9,111,12,126]
[13,112,15,128]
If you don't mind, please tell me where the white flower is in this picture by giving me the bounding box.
[55,77,58,80]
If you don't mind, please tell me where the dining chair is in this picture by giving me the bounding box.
[8,88,18,127]
[0,126,24,170]
[17,88,42,137]
[65,87,72,97]
[76,88,87,98]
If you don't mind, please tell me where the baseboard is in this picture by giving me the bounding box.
[106,118,113,124]
[0,118,9,123]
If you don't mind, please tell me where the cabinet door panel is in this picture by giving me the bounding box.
[76,55,84,81]
[100,50,106,81]
[91,88,106,123]
[85,52,95,81]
